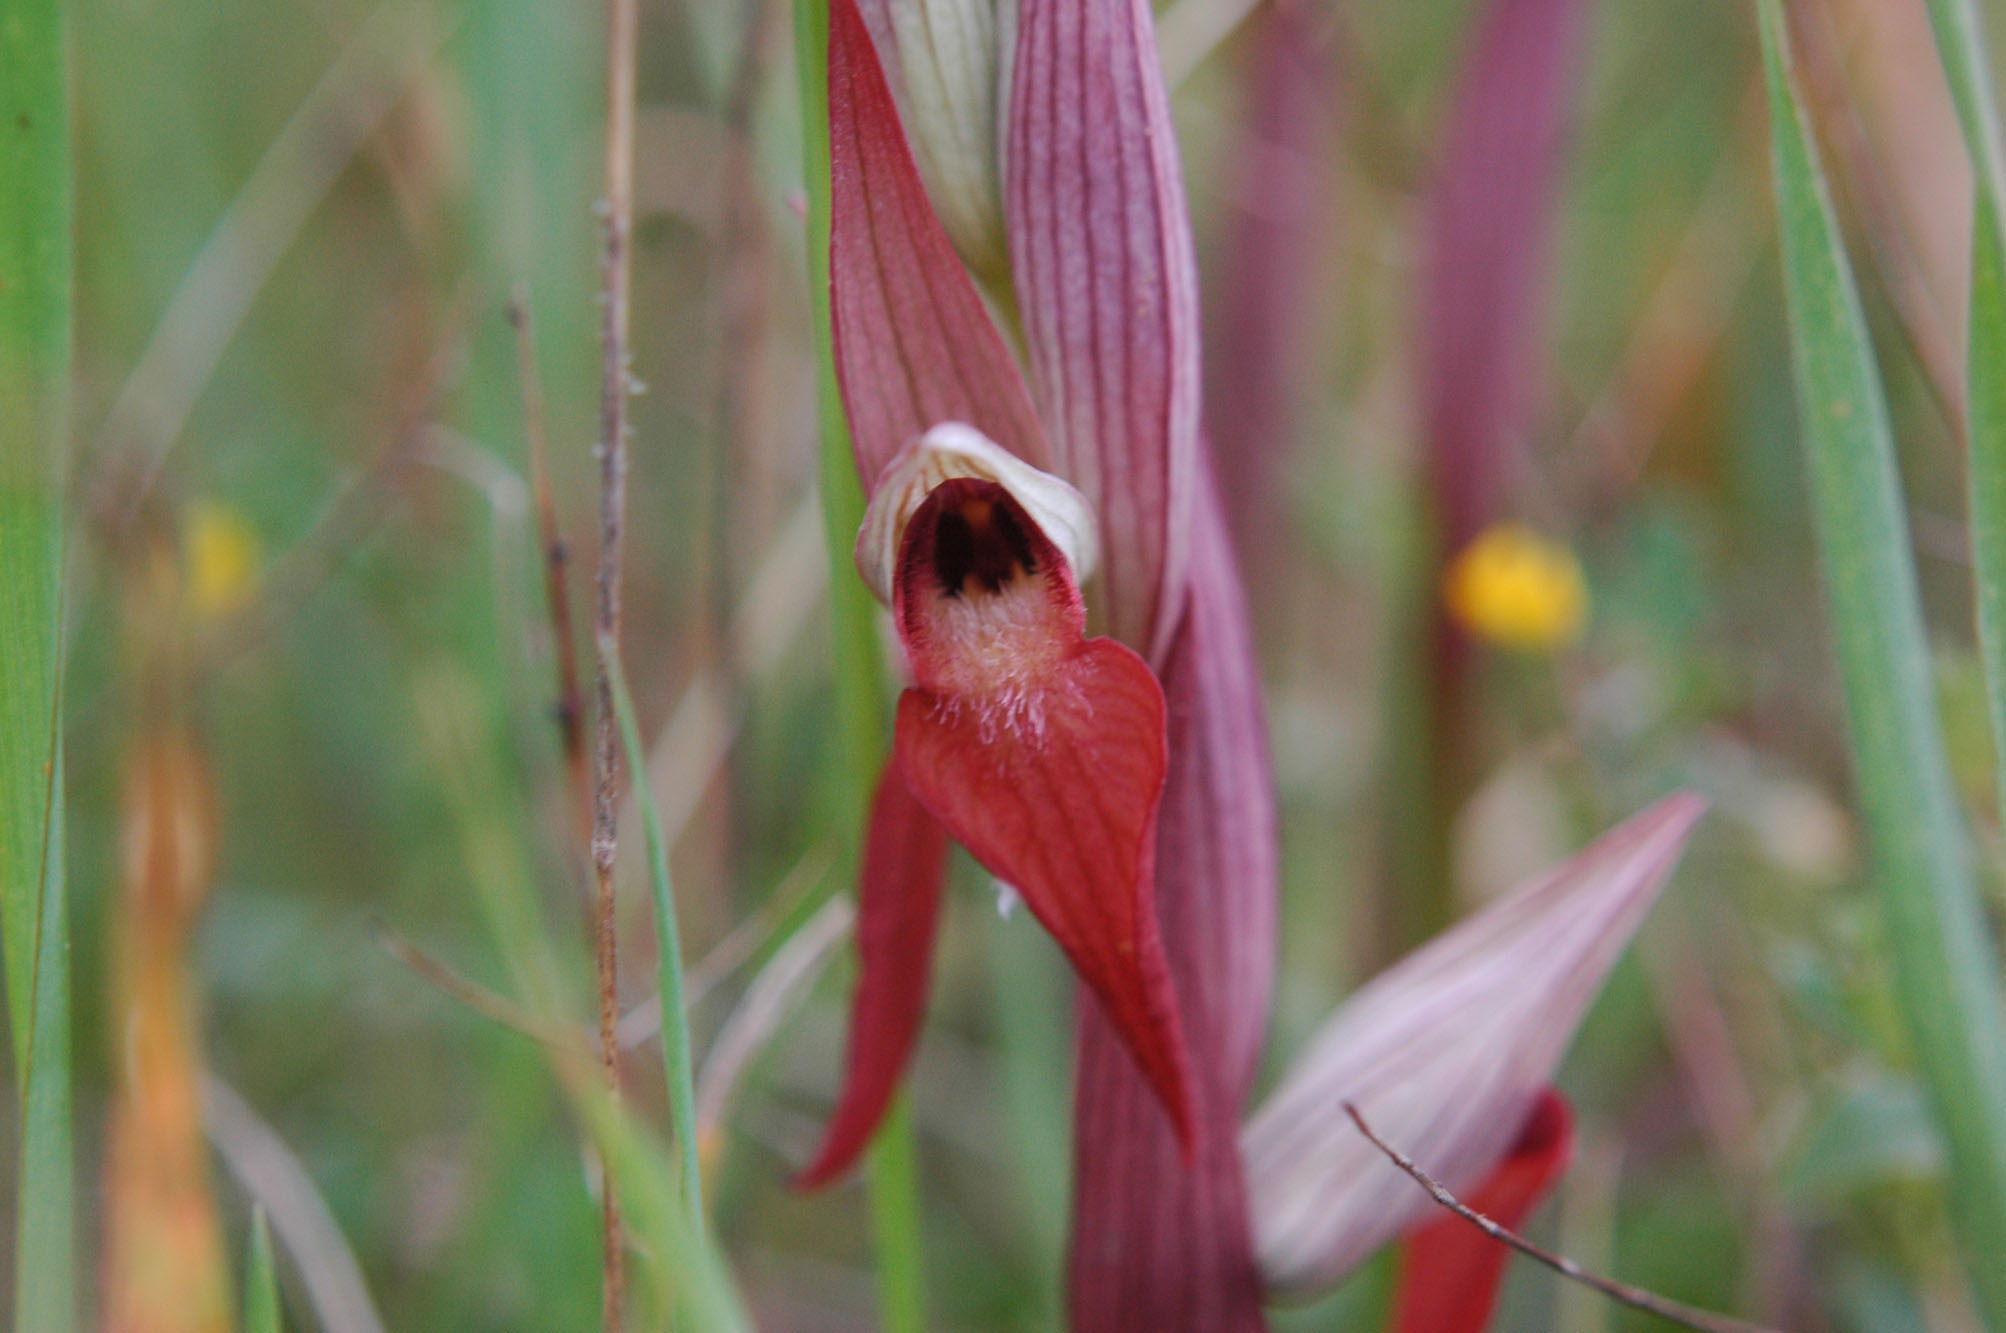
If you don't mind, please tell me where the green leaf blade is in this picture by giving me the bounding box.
[1758,4,2006,1321]
[599,636,705,1240]
[1,0,75,1325]
[243,1209,283,1333]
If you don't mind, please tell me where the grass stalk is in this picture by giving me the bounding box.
[0,0,75,1324]
[791,1,927,1326]
[600,634,706,1239]
[1757,4,2006,1321]
[591,0,641,1312]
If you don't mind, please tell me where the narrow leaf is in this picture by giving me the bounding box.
[0,0,75,1324]
[1758,5,2006,1320]
[568,1079,751,1331]
[1970,189,2006,842]
[243,1210,283,1333]
[0,0,70,1090]
[16,753,72,1333]
[600,636,706,1238]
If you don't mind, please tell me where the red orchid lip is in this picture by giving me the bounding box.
[891,478,1195,1155]
[798,474,1197,1185]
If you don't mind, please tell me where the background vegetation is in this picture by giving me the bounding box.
[7,0,2006,1327]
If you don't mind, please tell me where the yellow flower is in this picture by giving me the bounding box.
[1443,522,1588,651]
[184,502,260,618]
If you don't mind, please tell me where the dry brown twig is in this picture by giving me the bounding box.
[507,288,594,857]
[1342,1103,1780,1333]
[369,921,585,1054]
[591,0,641,1316]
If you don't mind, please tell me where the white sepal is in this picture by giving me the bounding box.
[855,422,1099,609]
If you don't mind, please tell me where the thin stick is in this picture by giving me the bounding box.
[592,0,640,1315]
[370,922,586,1054]
[1341,1104,1779,1333]
[508,288,592,850]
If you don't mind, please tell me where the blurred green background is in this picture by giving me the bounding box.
[15,0,2006,1326]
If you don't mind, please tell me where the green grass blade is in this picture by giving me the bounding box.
[1971,190,2006,828]
[599,634,705,1240]
[866,1095,926,1331]
[569,1079,748,1330]
[417,663,747,1323]
[1925,0,2006,863]
[1758,4,2006,1321]
[1,0,76,1325]
[15,752,72,1333]
[0,0,71,1086]
[1922,0,2005,205]
[243,1209,283,1333]
[791,2,927,1328]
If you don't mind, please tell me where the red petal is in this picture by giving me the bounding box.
[794,758,950,1190]
[1005,0,1203,663]
[1068,475,1277,1332]
[828,0,1049,484]
[1392,1089,1575,1333]
[895,640,1195,1152]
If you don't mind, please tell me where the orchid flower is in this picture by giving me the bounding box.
[800,3,1704,1330]
[799,3,1276,1319]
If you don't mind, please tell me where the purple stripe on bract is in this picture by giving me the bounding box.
[1068,471,1277,1332]
[1005,0,1201,666]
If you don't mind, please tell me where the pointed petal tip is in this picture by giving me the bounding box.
[794,760,950,1194]
[789,1146,856,1194]
[894,635,1200,1149]
[1623,789,1709,861]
